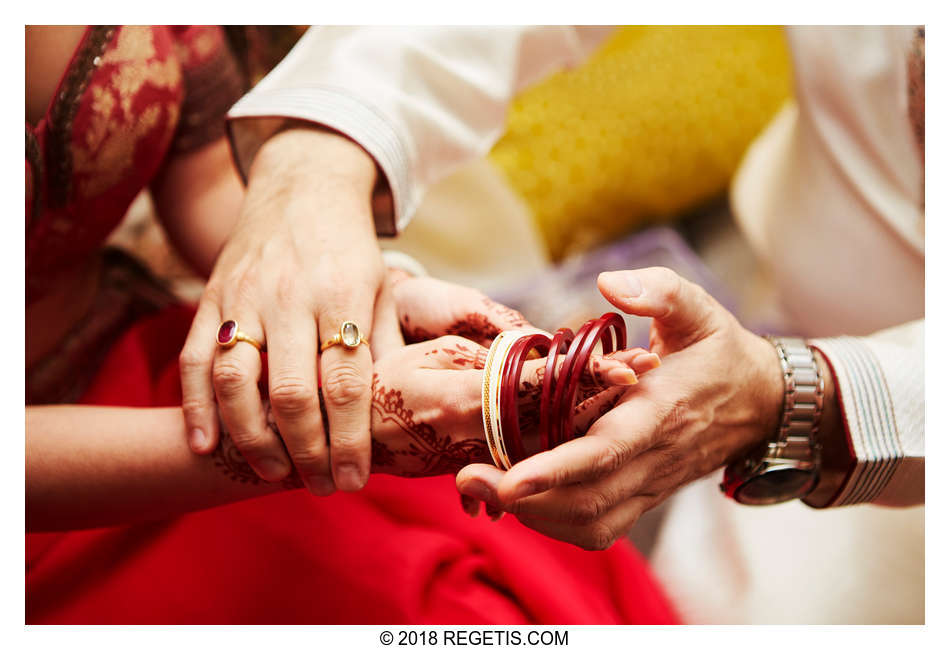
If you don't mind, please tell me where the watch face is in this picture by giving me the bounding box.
[735,468,815,505]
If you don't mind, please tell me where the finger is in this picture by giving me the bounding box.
[605,348,662,378]
[572,387,626,435]
[456,463,506,504]
[458,462,657,550]
[265,309,334,496]
[479,295,533,333]
[485,503,505,522]
[631,351,662,375]
[493,397,658,502]
[446,293,535,347]
[418,336,489,370]
[179,294,223,454]
[512,494,657,551]
[213,319,290,481]
[497,446,679,523]
[370,276,404,361]
[597,267,719,338]
[460,493,480,518]
[319,302,375,492]
[519,351,640,396]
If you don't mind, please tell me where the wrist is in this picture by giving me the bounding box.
[252,123,378,197]
[738,332,786,458]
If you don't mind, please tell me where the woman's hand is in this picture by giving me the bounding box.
[180,127,403,498]
[456,267,785,550]
[388,270,534,348]
[214,335,661,483]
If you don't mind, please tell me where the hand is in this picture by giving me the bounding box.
[456,266,784,550]
[388,270,533,347]
[180,127,403,497]
[228,335,659,481]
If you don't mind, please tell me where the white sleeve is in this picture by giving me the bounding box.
[226,26,611,235]
[809,319,924,507]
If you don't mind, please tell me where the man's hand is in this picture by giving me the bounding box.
[180,126,402,496]
[456,267,785,550]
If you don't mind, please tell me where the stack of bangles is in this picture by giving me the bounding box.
[482,312,627,469]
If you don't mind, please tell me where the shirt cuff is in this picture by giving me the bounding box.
[226,85,415,236]
[808,336,904,506]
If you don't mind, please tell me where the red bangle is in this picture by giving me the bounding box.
[538,328,575,454]
[554,313,627,444]
[500,333,551,465]
[551,320,594,449]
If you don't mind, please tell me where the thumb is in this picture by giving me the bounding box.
[597,267,719,338]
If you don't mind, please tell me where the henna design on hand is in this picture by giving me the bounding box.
[212,428,304,491]
[371,373,490,476]
[482,296,529,329]
[426,341,488,369]
[401,297,528,346]
[403,312,501,346]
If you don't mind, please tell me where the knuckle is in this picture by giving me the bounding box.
[662,273,684,307]
[200,282,223,305]
[235,269,259,304]
[269,378,318,417]
[274,272,300,308]
[652,445,686,482]
[322,364,370,408]
[329,433,370,460]
[594,438,632,477]
[581,522,619,551]
[213,360,251,396]
[289,446,329,472]
[179,347,207,372]
[181,397,210,421]
[567,490,612,525]
[227,428,269,455]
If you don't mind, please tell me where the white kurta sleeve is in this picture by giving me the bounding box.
[809,319,924,507]
[226,26,611,235]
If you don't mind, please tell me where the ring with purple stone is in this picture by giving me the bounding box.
[320,320,369,352]
[216,320,264,352]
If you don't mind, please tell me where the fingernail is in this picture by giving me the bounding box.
[634,353,662,372]
[621,271,643,297]
[188,427,207,450]
[603,271,642,298]
[305,474,336,496]
[459,479,494,502]
[460,494,480,518]
[485,504,505,522]
[257,457,289,480]
[604,366,638,385]
[335,463,366,492]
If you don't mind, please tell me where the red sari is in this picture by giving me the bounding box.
[25,26,678,624]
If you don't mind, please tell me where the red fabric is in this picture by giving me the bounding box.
[26,306,679,624]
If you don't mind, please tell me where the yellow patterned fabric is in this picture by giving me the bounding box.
[490,26,792,260]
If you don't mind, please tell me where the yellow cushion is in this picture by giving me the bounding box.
[490,26,792,260]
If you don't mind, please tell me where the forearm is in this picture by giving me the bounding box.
[26,405,289,532]
[152,138,246,277]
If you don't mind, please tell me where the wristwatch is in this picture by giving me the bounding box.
[720,337,824,505]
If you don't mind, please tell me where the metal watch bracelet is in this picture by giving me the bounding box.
[720,336,825,504]
[768,336,825,464]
